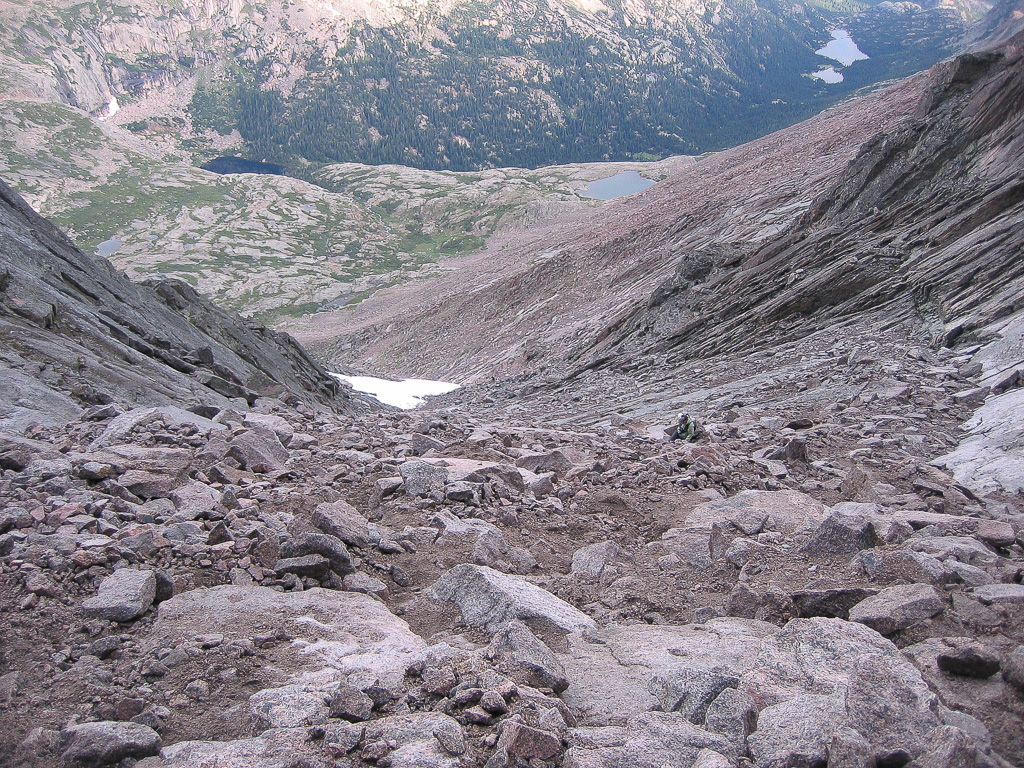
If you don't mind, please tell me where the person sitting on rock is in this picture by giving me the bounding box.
[670,413,698,442]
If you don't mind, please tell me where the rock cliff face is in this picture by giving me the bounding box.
[0,178,345,430]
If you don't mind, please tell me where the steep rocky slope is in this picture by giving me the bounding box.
[0,178,346,431]
[307,29,1024,393]
[1,335,1022,767]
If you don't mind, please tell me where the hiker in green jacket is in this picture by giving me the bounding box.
[670,413,697,442]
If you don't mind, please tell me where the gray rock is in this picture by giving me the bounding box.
[740,618,940,759]
[515,448,578,475]
[559,618,778,726]
[747,693,841,768]
[400,460,449,497]
[497,721,562,761]
[972,582,1024,605]
[411,433,446,455]
[936,644,1001,678]
[848,583,945,635]
[802,508,877,555]
[243,412,293,445]
[691,749,734,768]
[227,430,289,473]
[444,481,481,504]
[279,531,354,575]
[153,585,425,689]
[648,668,739,724]
[999,645,1024,691]
[273,554,331,580]
[91,407,225,450]
[852,548,955,585]
[703,688,756,758]
[141,726,318,768]
[790,587,878,620]
[428,564,596,636]
[249,685,329,730]
[908,536,998,566]
[685,489,826,535]
[571,540,627,578]
[360,712,463,768]
[82,569,156,622]
[329,683,374,721]
[59,721,161,767]
[563,712,732,768]
[905,725,987,768]
[488,620,570,693]
[826,727,874,768]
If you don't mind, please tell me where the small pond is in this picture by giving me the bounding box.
[96,238,122,258]
[583,171,656,200]
[201,157,286,175]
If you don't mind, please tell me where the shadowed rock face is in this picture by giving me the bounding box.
[0,179,346,427]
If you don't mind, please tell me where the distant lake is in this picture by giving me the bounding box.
[96,238,121,258]
[583,171,656,200]
[201,157,286,175]
[811,67,844,84]
[810,30,868,86]
[816,30,869,67]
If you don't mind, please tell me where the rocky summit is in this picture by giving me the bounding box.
[2,9,1024,768]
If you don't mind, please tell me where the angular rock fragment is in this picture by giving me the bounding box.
[279,531,354,574]
[972,583,1024,605]
[249,685,330,731]
[82,569,157,622]
[848,583,945,635]
[428,564,596,636]
[802,507,877,555]
[1000,645,1024,692]
[790,587,878,620]
[330,683,374,721]
[564,712,732,768]
[59,721,161,768]
[400,460,449,496]
[488,620,570,693]
[935,644,1001,678]
[740,618,941,759]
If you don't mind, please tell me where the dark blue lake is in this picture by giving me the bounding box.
[201,157,286,175]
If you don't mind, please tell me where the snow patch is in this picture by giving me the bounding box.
[332,374,459,409]
[98,96,120,121]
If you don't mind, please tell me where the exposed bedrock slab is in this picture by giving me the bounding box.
[152,585,425,688]
[558,618,779,726]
